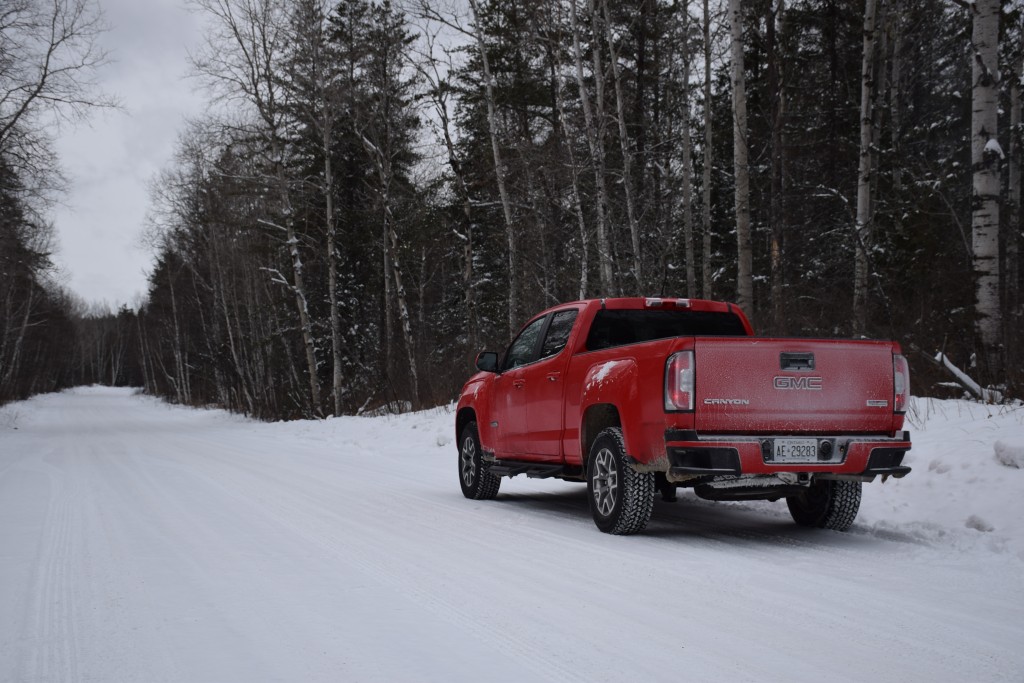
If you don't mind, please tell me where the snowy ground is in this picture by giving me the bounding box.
[1,386,1022,682]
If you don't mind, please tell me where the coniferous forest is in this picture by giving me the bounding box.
[1,0,1022,418]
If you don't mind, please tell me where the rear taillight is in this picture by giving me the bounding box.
[665,351,695,412]
[893,354,910,414]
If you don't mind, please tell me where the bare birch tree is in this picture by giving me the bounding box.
[678,7,696,298]
[599,0,643,291]
[767,0,786,333]
[465,0,520,334]
[701,0,714,299]
[1007,53,1021,363]
[357,0,421,407]
[570,0,615,294]
[545,0,590,299]
[853,0,879,336]
[729,0,753,315]
[964,0,1002,374]
[888,0,904,193]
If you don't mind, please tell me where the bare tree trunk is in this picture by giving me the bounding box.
[167,269,188,404]
[556,71,591,300]
[467,0,519,335]
[418,245,427,337]
[0,291,13,387]
[680,37,696,298]
[1009,55,1022,293]
[969,0,1002,375]
[136,312,153,394]
[600,0,643,292]
[702,0,714,299]
[854,0,878,336]
[534,0,590,299]
[729,0,753,315]
[297,0,343,416]
[2,290,33,390]
[358,115,419,405]
[275,152,322,416]
[1007,54,1022,376]
[386,215,419,408]
[570,0,614,294]
[768,0,786,334]
[383,211,394,380]
[445,129,477,351]
[324,117,343,416]
[212,242,254,414]
[889,1,903,193]
[439,105,478,348]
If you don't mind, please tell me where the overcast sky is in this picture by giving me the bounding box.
[51,0,207,309]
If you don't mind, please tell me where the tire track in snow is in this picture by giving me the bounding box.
[160,433,589,683]
[18,452,81,683]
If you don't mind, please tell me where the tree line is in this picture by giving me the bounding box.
[2,0,1022,416]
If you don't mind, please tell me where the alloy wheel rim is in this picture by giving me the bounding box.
[460,436,477,486]
[592,448,618,516]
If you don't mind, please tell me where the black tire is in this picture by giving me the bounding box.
[786,480,861,531]
[458,421,501,500]
[586,427,655,535]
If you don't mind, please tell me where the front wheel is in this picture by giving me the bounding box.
[586,427,655,535]
[786,480,861,531]
[458,421,501,500]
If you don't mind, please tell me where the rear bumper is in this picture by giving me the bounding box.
[663,430,912,481]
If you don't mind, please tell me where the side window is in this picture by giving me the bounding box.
[539,309,579,360]
[503,316,547,370]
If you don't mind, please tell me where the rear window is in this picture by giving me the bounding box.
[586,310,747,351]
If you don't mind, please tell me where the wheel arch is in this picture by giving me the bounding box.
[581,403,622,466]
[456,407,476,443]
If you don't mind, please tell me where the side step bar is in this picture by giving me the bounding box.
[487,461,566,479]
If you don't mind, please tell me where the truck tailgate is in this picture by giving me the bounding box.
[693,338,896,435]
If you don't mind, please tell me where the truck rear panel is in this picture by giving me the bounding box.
[692,338,900,436]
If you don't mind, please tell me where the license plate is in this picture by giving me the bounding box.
[773,439,818,462]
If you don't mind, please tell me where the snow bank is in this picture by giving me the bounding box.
[854,397,1024,558]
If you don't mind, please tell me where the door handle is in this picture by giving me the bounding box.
[547,373,560,382]
[513,379,526,389]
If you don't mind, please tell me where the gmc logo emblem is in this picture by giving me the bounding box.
[774,376,823,390]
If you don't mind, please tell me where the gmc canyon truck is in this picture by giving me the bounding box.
[455,297,912,535]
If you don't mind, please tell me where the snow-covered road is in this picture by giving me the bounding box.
[1,387,1022,682]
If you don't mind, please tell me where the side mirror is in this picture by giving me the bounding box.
[475,351,499,373]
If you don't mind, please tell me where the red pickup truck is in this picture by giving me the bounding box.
[455,297,911,534]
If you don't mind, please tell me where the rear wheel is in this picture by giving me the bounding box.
[786,480,861,531]
[586,427,654,535]
[458,421,501,500]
